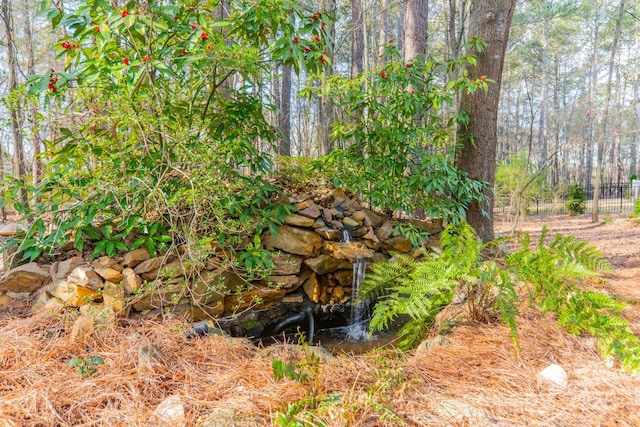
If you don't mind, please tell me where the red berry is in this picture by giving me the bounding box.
[201,32,208,41]
[123,57,129,65]
[293,36,299,44]
[121,10,129,18]
[96,26,100,33]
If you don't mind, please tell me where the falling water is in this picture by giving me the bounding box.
[346,257,369,341]
[342,228,370,341]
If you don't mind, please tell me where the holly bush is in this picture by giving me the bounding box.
[8,0,330,267]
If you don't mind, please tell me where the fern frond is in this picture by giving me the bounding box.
[358,253,417,301]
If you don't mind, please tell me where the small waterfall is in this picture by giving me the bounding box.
[342,228,369,341]
[346,257,369,341]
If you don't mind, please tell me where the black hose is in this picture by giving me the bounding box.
[273,311,306,334]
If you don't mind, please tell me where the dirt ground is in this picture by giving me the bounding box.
[495,212,640,300]
[0,213,639,426]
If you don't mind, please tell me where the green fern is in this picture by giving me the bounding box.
[362,220,640,374]
[361,223,483,348]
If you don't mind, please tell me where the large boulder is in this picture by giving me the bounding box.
[262,225,323,257]
[0,263,50,293]
[49,280,101,307]
[304,254,351,275]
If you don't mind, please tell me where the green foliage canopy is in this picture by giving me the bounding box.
[9,0,330,263]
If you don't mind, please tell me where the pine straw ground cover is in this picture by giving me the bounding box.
[0,213,639,426]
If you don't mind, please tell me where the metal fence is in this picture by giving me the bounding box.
[495,183,638,216]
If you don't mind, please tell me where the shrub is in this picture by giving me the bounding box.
[565,184,586,216]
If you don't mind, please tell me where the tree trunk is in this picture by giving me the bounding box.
[397,1,406,55]
[455,0,516,242]
[319,0,337,156]
[538,19,548,171]
[278,64,292,156]
[378,0,388,65]
[22,0,42,188]
[592,0,625,222]
[447,0,468,60]
[2,0,28,205]
[403,0,428,61]
[351,0,364,77]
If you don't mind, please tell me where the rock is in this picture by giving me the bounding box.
[332,270,353,287]
[70,315,95,340]
[257,344,335,364]
[263,275,299,289]
[350,227,369,238]
[6,291,31,300]
[330,286,346,304]
[199,408,263,427]
[429,394,493,426]
[330,197,345,208]
[376,221,394,240]
[324,241,375,262]
[364,239,382,251]
[190,302,225,320]
[102,281,126,314]
[134,256,175,281]
[362,209,384,228]
[383,236,413,253]
[67,266,104,290]
[93,264,123,284]
[330,208,344,219]
[223,286,286,313]
[342,199,362,212]
[0,222,25,236]
[329,220,344,230]
[271,253,304,275]
[282,293,304,303]
[304,255,351,275]
[352,211,366,223]
[297,205,321,219]
[132,282,188,311]
[121,268,142,295]
[51,256,85,280]
[415,336,448,356]
[0,263,50,293]
[343,217,359,228]
[150,395,185,427]
[49,280,101,307]
[0,292,13,309]
[295,199,316,210]
[262,225,324,257]
[312,218,326,229]
[315,227,342,241]
[284,214,316,227]
[190,268,245,305]
[302,273,321,303]
[123,248,151,268]
[322,208,333,223]
[538,363,568,388]
[331,188,349,201]
[94,256,123,272]
[39,297,65,314]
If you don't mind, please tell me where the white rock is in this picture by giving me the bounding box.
[537,363,568,388]
[151,394,185,427]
